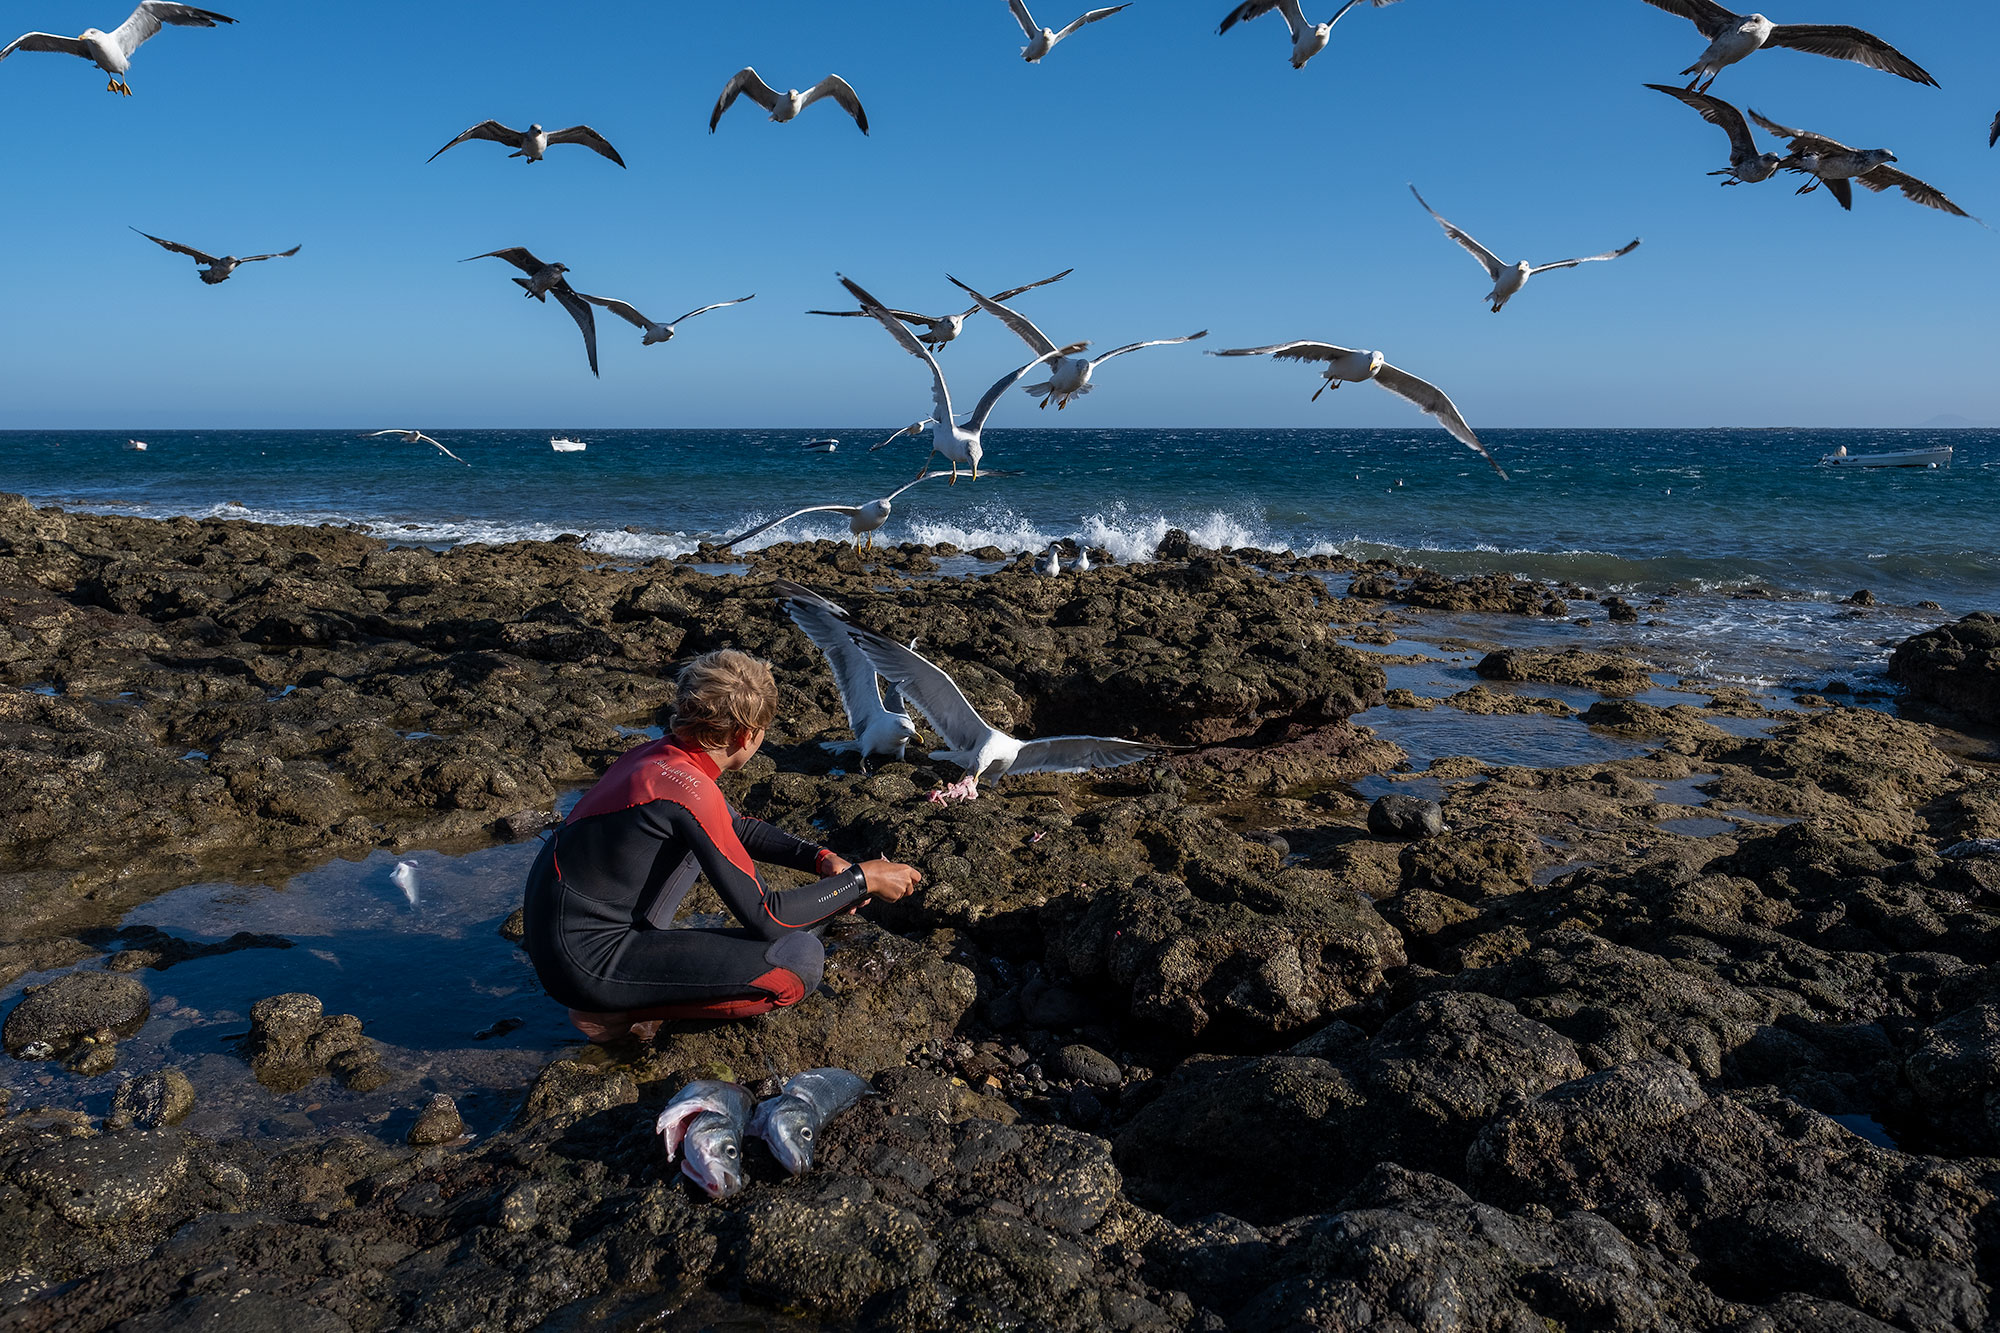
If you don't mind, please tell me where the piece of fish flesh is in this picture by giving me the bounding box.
[747,1067,871,1175]
[655,1080,754,1198]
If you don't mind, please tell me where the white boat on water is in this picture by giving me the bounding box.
[124,439,147,452]
[1819,444,1953,469]
[550,436,588,453]
[802,438,838,453]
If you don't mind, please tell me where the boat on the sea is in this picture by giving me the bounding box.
[801,438,838,453]
[124,439,148,452]
[1818,444,1952,469]
[550,436,588,453]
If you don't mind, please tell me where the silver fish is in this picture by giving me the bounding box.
[747,1067,871,1175]
[655,1079,753,1199]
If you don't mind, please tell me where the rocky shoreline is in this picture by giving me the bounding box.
[4,495,2000,1331]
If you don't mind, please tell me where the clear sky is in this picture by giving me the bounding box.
[3,0,1996,429]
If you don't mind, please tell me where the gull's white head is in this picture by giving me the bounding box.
[1366,350,1386,376]
[966,438,984,472]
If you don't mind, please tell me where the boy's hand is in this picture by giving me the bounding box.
[859,859,923,902]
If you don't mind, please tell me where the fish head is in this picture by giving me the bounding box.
[680,1111,746,1198]
[752,1096,817,1175]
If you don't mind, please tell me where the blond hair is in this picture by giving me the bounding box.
[670,649,777,749]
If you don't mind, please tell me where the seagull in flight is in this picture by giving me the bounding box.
[1408,187,1639,313]
[1748,110,1977,220]
[831,599,1168,800]
[1637,1,1937,92]
[1646,84,1784,184]
[1,2,233,95]
[580,292,753,346]
[719,470,960,551]
[837,274,1083,483]
[362,430,468,466]
[131,228,297,284]
[869,420,936,452]
[1211,342,1507,478]
[710,69,868,134]
[771,582,922,770]
[427,121,626,167]
[948,276,1205,410]
[1008,0,1131,62]
[808,270,1071,351]
[462,248,600,376]
[1217,0,1402,70]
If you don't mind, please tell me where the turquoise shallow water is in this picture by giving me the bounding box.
[4,427,1995,605]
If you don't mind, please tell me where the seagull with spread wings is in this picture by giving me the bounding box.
[947,276,1205,410]
[1636,1,1936,92]
[131,228,297,284]
[462,248,600,377]
[428,121,625,167]
[808,270,1071,351]
[1,2,233,95]
[869,420,936,452]
[1210,342,1507,478]
[1408,187,1639,313]
[710,69,868,134]
[719,471,959,551]
[1646,84,1784,185]
[1217,0,1402,70]
[837,274,1082,483]
[361,430,468,466]
[824,597,1167,801]
[1008,0,1131,62]
[580,292,753,346]
[1749,110,1977,220]
[770,582,922,770]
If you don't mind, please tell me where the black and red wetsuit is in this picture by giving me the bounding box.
[523,738,866,1021]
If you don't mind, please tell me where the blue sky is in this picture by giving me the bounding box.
[3,0,1996,429]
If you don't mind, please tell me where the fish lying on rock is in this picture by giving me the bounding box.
[747,1067,872,1175]
[655,1079,754,1199]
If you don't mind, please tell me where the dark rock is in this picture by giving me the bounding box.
[107,1068,195,1130]
[1154,529,1195,561]
[3,971,150,1057]
[497,907,526,943]
[1475,647,1654,695]
[1889,612,2000,724]
[496,808,558,840]
[1602,595,1640,622]
[1847,589,1877,606]
[1055,1044,1122,1089]
[511,1059,637,1130]
[10,1129,189,1226]
[241,992,386,1093]
[407,1092,465,1146]
[731,1177,937,1319]
[1367,793,1445,839]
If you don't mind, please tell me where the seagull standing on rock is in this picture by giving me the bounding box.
[427,121,626,167]
[1037,544,1062,576]
[1217,0,1402,71]
[1646,84,1784,185]
[710,68,868,134]
[1,2,233,95]
[1408,186,1639,313]
[131,228,297,284]
[1636,0,1937,92]
[1211,341,1507,478]
[1008,0,1131,63]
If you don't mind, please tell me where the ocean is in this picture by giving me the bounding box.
[5,426,1994,689]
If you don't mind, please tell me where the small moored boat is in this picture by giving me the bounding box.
[801,438,839,453]
[1819,444,1952,469]
[550,436,588,453]
[124,439,148,452]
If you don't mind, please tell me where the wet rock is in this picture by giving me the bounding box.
[1368,793,1445,839]
[730,1177,937,1320]
[497,907,526,943]
[241,992,387,1093]
[102,925,293,973]
[407,1092,465,1146]
[3,970,150,1058]
[511,1059,637,1130]
[1889,612,2000,725]
[10,1129,189,1226]
[496,807,558,841]
[107,1068,196,1130]
[1602,595,1640,622]
[1475,647,1654,695]
[1848,589,1877,606]
[1055,1044,1122,1089]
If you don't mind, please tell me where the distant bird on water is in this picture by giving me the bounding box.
[1408,186,1639,313]
[581,292,754,346]
[1,2,233,95]
[428,121,626,167]
[462,248,600,377]
[948,275,1206,410]
[710,68,868,134]
[1646,84,1784,185]
[1008,0,1131,62]
[1636,1,1937,92]
[1217,0,1403,71]
[1749,110,1977,220]
[1210,341,1507,478]
[808,270,1073,352]
[131,228,297,284]
[362,429,468,466]
[836,273,1084,483]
